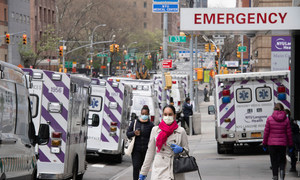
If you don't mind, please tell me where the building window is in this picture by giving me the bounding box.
[144,12,147,18]
[5,55,7,62]
[48,10,51,24]
[39,7,42,22]
[52,11,55,24]
[44,8,47,23]
[133,1,136,7]
[144,22,147,29]
[144,2,147,8]
[35,16,38,30]
[4,8,7,21]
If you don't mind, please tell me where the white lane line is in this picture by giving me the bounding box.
[91,164,106,168]
[108,165,132,180]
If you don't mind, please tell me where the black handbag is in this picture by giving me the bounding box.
[173,152,202,180]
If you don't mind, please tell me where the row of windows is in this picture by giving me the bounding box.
[11,12,30,24]
[133,1,147,8]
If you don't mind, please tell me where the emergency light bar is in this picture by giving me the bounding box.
[33,72,43,79]
[52,74,62,81]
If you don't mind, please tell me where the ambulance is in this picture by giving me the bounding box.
[23,69,91,179]
[214,71,290,154]
[0,62,49,180]
[87,78,132,163]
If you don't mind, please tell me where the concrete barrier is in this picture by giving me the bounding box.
[193,113,201,135]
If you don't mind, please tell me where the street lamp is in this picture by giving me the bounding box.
[90,24,106,75]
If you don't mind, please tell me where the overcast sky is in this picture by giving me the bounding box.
[208,0,236,8]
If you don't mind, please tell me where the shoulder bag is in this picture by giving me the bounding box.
[124,120,137,156]
[173,151,202,180]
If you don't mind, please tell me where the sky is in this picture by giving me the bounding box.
[208,0,236,8]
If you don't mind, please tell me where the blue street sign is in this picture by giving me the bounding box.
[152,4,179,13]
[153,0,179,2]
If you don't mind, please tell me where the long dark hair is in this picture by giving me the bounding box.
[163,105,176,114]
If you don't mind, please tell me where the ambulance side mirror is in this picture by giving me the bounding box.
[91,114,100,127]
[38,124,50,145]
[208,105,215,115]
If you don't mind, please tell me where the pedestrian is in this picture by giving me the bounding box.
[183,97,195,135]
[138,105,189,180]
[170,97,174,106]
[204,85,208,102]
[263,103,293,180]
[285,109,300,172]
[126,105,154,180]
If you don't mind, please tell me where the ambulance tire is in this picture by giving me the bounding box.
[217,142,225,154]
[0,173,6,180]
[114,154,123,164]
[72,158,83,180]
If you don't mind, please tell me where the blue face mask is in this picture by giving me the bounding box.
[141,115,149,120]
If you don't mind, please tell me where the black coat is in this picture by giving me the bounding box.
[183,102,193,117]
[126,119,154,152]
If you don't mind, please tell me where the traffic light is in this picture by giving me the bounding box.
[59,46,63,56]
[217,48,220,57]
[22,34,27,45]
[215,60,218,69]
[205,43,210,52]
[159,46,163,53]
[5,34,10,44]
[110,44,114,52]
[211,43,215,52]
[115,44,119,52]
[197,68,203,80]
[237,44,241,58]
[165,72,172,89]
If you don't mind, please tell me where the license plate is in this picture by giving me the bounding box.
[251,132,262,138]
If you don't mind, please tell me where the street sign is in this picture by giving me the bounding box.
[153,0,179,2]
[97,53,108,57]
[153,4,179,13]
[243,61,249,65]
[64,61,72,68]
[107,57,111,63]
[214,38,224,45]
[162,59,173,68]
[238,46,247,52]
[169,36,186,43]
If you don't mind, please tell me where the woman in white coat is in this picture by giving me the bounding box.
[139,105,189,180]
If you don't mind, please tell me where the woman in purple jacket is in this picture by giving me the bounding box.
[263,103,293,180]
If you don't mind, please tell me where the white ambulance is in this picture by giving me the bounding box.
[23,69,91,179]
[214,71,290,154]
[87,78,132,163]
[0,62,49,180]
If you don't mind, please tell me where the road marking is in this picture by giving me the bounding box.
[91,164,106,168]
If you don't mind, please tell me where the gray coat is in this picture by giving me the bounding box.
[140,126,189,180]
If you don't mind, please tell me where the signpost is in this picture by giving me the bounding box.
[162,59,173,68]
[238,46,247,52]
[169,36,186,43]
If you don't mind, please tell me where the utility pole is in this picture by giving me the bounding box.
[241,34,244,73]
[162,13,168,108]
[62,40,66,72]
[189,32,194,101]
[194,35,198,112]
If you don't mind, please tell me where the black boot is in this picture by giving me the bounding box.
[272,176,278,180]
[280,170,285,180]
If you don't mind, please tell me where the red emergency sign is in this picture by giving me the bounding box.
[162,59,173,69]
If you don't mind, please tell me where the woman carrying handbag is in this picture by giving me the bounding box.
[139,105,190,180]
[126,105,154,180]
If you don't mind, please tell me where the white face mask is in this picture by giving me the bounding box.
[163,116,174,125]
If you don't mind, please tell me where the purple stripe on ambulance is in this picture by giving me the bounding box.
[257,79,266,84]
[101,134,109,142]
[43,85,68,120]
[102,117,119,143]
[272,80,290,95]
[220,106,235,125]
[107,81,124,100]
[22,68,33,76]
[43,71,70,99]
[104,105,121,128]
[225,118,236,130]
[41,106,66,142]
[241,80,248,84]
[38,149,51,162]
[105,91,122,115]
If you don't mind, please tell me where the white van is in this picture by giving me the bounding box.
[23,68,91,179]
[0,62,49,180]
[87,78,132,163]
[214,71,290,154]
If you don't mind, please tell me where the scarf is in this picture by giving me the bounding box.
[156,120,178,152]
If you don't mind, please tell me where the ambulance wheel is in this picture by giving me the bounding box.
[72,158,83,180]
[0,173,6,180]
[217,142,225,154]
[114,154,123,163]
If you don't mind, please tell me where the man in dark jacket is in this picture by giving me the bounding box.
[204,85,209,102]
[183,97,194,135]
